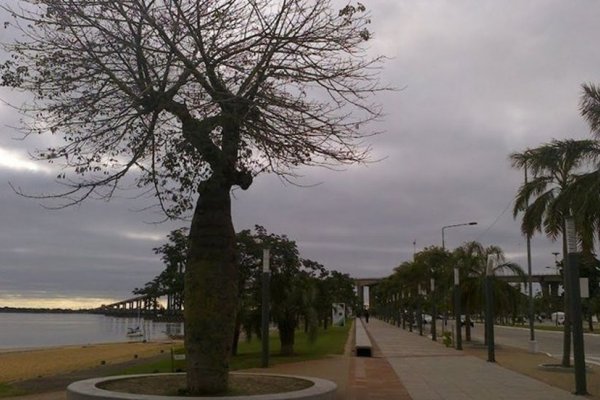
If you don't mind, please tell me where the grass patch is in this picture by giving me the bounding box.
[0,383,26,398]
[121,323,351,375]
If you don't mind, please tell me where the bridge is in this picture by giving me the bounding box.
[354,277,386,308]
[496,273,563,297]
[96,291,183,320]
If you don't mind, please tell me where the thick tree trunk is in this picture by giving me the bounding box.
[278,318,296,356]
[184,178,238,395]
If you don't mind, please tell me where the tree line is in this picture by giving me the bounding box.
[372,241,525,341]
[509,84,600,367]
[135,225,358,357]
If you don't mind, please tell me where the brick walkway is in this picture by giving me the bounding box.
[347,353,412,399]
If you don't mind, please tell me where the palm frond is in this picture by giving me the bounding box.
[513,176,554,217]
[521,189,556,236]
[543,196,565,240]
[580,83,600,136]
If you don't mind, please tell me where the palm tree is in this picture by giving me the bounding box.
[453,242,525,341]
[411,246,452,335]
[571,85,600,251]
[392,261,425,332]
[510,139,599,366]
[580,83,600,135]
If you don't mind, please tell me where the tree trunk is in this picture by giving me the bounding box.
[231,312,242,356]
[278,318,296,356]
[184,178,238,395]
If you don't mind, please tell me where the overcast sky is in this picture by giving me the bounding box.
[0,0,598,308]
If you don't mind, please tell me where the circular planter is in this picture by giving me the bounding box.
[67,373,337,400]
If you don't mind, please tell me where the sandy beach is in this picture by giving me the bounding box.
[0,341,176,383]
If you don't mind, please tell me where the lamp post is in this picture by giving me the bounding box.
[441,221,477,351]
[524,165,537,353]
[454,265,462,350]
[442,222,477,249]
[408,291,414,333]
[395,293,401,327]
[401,291,406,330]
[261,247,271,368]
[565,216,587,395]
[485,254,497,362]
[430,277,436,341]
[417,284,423,336]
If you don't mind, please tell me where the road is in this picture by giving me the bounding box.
[465,323,600,366]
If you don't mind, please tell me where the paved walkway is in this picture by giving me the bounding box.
[5,319,586,400]
[361,318,581,400]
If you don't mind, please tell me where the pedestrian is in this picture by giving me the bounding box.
[364,308,369,323]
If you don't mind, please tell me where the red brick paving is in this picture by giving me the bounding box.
[347,356,412,400]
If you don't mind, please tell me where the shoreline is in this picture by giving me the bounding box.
[0,341,179,383]
[0,339,166,354]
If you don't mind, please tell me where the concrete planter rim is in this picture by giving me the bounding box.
[67,372,337,400]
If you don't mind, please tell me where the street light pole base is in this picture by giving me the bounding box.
[528,340,538,353]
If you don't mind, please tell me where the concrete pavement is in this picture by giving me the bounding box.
[361,318,582,400]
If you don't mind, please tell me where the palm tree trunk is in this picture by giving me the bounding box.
[184,177,238,394]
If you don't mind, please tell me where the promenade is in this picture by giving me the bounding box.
[350,318,583,399]
[6,318,591,400]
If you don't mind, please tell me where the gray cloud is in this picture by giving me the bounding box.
[0,1,597,306]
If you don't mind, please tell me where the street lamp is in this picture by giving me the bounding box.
[430,277,436,342]
[454,265,462,350]
[523,165,537,353]
[441,222,477,249]
[565,216,587,395]
[417,284,423,336]
[261,246,271,368]
[441,221,477,351]
[485,254,497,362]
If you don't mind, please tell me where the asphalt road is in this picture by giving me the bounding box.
[465,323,600,366]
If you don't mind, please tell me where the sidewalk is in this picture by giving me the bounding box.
[361,318,582,400]
[255,318,411,399]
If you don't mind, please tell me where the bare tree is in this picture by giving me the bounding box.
[1,0,386,394]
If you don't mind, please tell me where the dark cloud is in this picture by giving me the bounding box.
[0,1,598,306]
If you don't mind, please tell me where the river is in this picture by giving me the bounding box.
[0,312,181,350]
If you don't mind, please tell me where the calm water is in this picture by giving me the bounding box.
[0,313,181,350]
